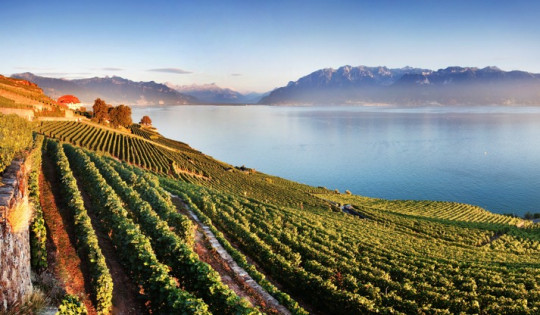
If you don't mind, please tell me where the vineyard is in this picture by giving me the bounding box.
[34,140,272,314]
[38,121,330,209]
[23,120,540,314]
[317,193,526,226]
[0,75,61,113]
[0,113,33,173]
[161,179,540,314]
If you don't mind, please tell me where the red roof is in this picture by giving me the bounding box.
[57,95,81,104]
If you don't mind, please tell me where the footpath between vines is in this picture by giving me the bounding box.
[39,154,96,314]
[170,194,292,315]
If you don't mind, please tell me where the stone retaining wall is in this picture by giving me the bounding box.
[0,108,34,120]
[0,157,33,311]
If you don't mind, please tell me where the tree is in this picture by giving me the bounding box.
[92,98,110,124]
[140,115,152,126]
[109,104,132,128]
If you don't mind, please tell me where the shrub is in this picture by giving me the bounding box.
[56,294,88,315]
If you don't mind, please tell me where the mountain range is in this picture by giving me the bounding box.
[166,83,266,104]
[11,73,264,106]
[12,66,540,107]
[260,66,540,105]
[11,73,197,106]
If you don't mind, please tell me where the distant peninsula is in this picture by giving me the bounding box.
[259,65,540,106]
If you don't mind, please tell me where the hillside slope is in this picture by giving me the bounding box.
[0,75,62,113]
[34,119,540,314]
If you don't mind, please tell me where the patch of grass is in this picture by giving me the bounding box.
[0,290,49,315]
[7,200,31,233]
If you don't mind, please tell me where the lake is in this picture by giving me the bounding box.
[132,105,540,216]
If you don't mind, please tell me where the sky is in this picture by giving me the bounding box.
[1,0,539,93]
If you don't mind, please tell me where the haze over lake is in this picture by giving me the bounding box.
[133,105,540,216]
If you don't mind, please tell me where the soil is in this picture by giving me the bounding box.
[216,230,322,315]
[171,196,286,314]
[193,229,280,314]
[172,195,321,315]
[40,154,96,314]
[74,168,147,315]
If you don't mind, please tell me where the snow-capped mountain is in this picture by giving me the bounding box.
[260,66,540,105]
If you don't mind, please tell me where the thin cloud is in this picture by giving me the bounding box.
[36,72,92,77]
[231,73,242,76]
[15,66,54,71]
[148,68,192,74]
[102,67,123,71]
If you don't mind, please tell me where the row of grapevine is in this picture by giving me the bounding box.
[38,121,325,212]
[325,194,523,226]
[170,182,379,314]
[62,143,210,314]
[161,178,540,314]
[132,124,331,207]
[131,125,197,153]
[104,157,194,244]
[81,148,258,315]
[38,122,173,173]
[47,140,114,314]
[28,134,47,271]
[130,125,150,139]
[161,178,309,315]
[56,294,88,315]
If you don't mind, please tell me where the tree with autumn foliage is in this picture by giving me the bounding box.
[109,105,132,128]
[92,98,110,124]
[140,115,152,126]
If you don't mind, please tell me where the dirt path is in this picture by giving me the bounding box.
[193,229,281,314]
[40,154,96,315]
[74,171,147,315]
[170,195,291,315]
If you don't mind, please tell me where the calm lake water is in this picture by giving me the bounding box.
[133,105,540,215]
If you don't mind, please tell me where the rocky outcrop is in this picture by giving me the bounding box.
[0,157,33,311]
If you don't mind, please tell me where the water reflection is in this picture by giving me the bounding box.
[133,105,540,215]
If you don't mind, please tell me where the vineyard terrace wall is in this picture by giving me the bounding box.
[0,157,33,311]
[0,108,34,120]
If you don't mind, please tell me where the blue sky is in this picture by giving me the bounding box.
[1,0,539,92]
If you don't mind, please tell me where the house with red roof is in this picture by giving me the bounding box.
[57,95,83,110]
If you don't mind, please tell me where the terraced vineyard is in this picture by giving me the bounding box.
[162,179,540,314]
[131,124,196,152]
[0,75,61,112]
[31,120,540,314]
[38,121,329,209]
[41,140,291,314]
[318,194,525,226]
[39,121,177,174]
